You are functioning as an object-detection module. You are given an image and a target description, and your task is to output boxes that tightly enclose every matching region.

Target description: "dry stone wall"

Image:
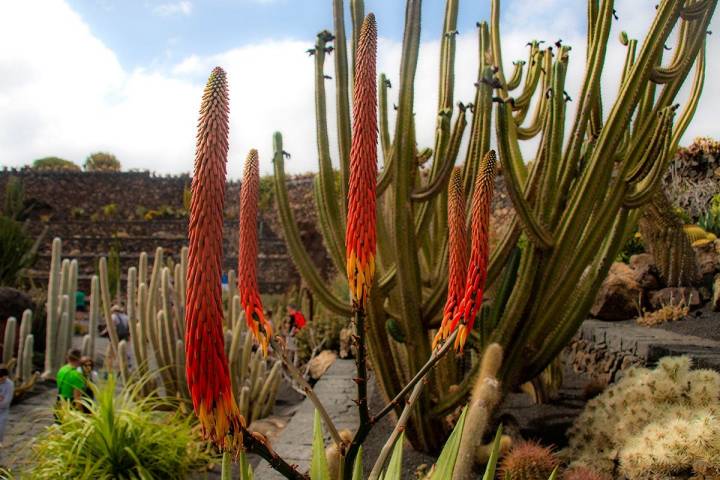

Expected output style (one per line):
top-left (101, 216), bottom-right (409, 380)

top-left (0, 167), bottom-right (333, 293)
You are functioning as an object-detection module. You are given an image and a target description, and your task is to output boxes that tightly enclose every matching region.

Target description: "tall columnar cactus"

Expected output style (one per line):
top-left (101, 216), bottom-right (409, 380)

top-left (42, 238), bottom-right (79, 378)
top-left (272, 0), bottom-right (717, 452)
top-left (88, 243), bottom-right (282, 423)
top-left (2, 309), bottom-right (38, 399)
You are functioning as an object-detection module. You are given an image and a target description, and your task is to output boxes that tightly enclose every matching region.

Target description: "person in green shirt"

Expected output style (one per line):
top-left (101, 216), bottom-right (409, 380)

top-left (56, 349), bottom-right (85, 410)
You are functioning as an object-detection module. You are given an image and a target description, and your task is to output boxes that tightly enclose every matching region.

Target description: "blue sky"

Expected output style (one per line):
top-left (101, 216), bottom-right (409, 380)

top-left (66, 1), bottom-right (493, 70)
top-left (0, 1), bottom-right (717, 178)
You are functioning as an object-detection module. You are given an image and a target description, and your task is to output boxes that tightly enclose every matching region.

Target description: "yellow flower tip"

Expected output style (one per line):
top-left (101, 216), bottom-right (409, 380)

top-left (454, 325), bottom-right (469, 352)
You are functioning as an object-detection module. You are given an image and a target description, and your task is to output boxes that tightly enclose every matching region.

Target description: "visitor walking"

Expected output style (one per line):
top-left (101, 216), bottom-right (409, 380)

top-left (0, 366), bottom-right (14, 448)
top-left (100, 305), bottom-right (130, 342)
top-left (56, 349), bottom-right (85, 414)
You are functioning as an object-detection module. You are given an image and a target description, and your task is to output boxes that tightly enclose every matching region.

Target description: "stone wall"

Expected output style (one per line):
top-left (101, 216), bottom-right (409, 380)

top-left (1, 166), bottom-right (513, 294)
top-left (0, 168), bottom-right (332, 293)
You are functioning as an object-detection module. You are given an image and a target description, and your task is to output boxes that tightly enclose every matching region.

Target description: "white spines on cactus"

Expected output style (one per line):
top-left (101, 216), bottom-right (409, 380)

top-left (565, 356), bottom-right (720, 478)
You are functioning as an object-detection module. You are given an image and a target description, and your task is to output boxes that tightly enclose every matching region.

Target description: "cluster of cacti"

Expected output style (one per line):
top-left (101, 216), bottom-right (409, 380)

top-left (665, 137), bottom-right (720, 219)
top-left (40, 236), bottom-right (281, 423)
top-left (271, 0), bottom-right (718, 452)
top-left (42, 237), bottom-right (79, 378)
top-left (2, 309), bottom-right (38, 398)
top-left (564, 356), bottom-right (720, 478)
top-left (93, 245), bottom-right (283, 424)
top-left (637, 190), bottom-right (699, 286)
top-left (499, 440), bottom-right (559, 480)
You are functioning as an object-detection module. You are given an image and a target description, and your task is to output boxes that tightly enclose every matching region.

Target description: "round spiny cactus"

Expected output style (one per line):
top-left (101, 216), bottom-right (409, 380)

top-left (499, 440), bottom-right (559, 480)
top-left (562, 467), bottom-right (610, 480)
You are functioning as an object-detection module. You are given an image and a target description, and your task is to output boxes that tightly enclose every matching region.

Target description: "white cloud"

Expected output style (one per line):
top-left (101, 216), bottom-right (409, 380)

top-left (152, 1), bottom-right (192, 17)
top-left (0, 0), bottom-right (718, 179)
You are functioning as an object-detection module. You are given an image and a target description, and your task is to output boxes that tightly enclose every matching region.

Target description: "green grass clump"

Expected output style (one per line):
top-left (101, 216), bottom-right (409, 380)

top-left (31, 375), bottom-right (215, 479)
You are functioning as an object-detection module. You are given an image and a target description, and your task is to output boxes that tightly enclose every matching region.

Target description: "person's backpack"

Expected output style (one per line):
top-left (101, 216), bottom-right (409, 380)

top-left (115, 313), bottom-right (130, 341)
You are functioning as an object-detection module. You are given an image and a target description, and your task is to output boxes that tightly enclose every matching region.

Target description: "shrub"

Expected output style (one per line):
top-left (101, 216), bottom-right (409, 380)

top-left (84, 152), bottom-right (121, 172)
top-left (31, 375), bottom-right (215, 479)
top-left (698, 193), bottom-right (720, 236)
top-left (615, 231), bottom-right (645, 264)
top-left (101, 203), bottom-right (118, 218)
top-left (0, 215), bottom-right (34, 287)
top-left (32, 157), bottom-right (81, 171)
top-left (3, 175), bottom-right (26, 220)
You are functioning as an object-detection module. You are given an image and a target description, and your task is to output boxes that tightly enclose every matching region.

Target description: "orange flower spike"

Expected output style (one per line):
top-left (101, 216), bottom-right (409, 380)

top-left (238, 149), bottom-right (272, 355)
top-left (432, 168), bottom-right (467, 350)
top-left (346, 13), bottom-right (378, 311)
top-left (185, 66), bottom-right (241, 448)
top-left (451, 151), bottom-right (497, 351)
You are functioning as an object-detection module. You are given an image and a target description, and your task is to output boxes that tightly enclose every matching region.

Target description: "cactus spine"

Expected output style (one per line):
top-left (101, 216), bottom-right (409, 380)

top-left (272, 0), bottom-right (717, 451)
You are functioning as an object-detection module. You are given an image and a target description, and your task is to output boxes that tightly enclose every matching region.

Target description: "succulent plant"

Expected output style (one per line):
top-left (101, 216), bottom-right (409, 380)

top-left (41, 238), bottom-right (78, 379)
top-left (564, 356), bottom-right (720, 478)
top-left (271, 0), bottom-right (718, 453)
top-left (499, 440), bottom-right (560, 480)
top-left (2, 309), bottom-right (39, 400)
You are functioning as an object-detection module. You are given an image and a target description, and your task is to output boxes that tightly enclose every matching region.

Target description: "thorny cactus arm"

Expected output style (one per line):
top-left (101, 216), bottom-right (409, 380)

top-left (313, 30), bottom-right (347, 274)
top-left (332, 0), bottom-right (351, 211)
top-left (271, 132), bottom-right (353, 317)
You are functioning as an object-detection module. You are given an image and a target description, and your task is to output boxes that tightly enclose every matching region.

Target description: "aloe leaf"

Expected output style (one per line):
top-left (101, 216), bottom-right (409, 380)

top-left (481, 425), bottom-right (504, 480)
top-left (383, 432), bottom-right (405, 480)
top-left (430, 405), bottom-right (469, 479)
top-left (311, 410), bottom-right (331, 479)
top-left (352, 446), bottom-right (363, 480)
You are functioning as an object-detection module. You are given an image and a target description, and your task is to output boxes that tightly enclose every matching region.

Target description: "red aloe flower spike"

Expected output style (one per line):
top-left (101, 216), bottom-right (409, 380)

top-left (185, 66), bottom-right (241, 448)
top-left (450, 150), bottom-right (497, 351)
top-left (238, 149), bottom-right (272, 355)
top-left (433, 167), bottom-right (467, 350)
top-left (346, 13), bottom-right (378, 311)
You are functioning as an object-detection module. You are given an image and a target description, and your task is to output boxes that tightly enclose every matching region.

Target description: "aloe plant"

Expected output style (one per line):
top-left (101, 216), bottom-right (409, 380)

top-left (272, 0), bottom-right (717, 454)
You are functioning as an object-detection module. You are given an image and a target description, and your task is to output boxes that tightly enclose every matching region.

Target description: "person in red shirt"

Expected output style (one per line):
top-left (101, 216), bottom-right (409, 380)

top-left (285, 305), bottom-right (306, 366)
top-left (287, 305), bottom-right (306, 332)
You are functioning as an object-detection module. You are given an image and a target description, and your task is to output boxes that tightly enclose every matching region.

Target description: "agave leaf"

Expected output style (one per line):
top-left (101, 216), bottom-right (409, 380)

top-left (430, 405), bottom-right (468, 479)
top-left (481, 425), bottom-right (504, 480)
top-left (311, 409), bottom-right (331, 479)
top-left (382, 432), bottom-right (405, 480)
top-left (352, 446), bottom-right (363, 480)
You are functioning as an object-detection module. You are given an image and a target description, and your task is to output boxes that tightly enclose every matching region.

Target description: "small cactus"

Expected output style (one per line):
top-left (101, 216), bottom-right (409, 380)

top-left (499, 440), bottom-right (559, 480)
top-left (562, 467), bottom-right (610, 480)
